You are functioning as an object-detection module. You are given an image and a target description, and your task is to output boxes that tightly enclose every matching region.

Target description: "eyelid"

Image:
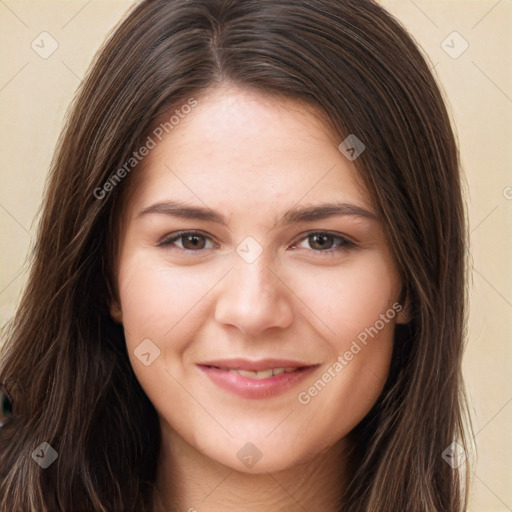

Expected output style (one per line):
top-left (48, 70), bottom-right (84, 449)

top-left (158, 229), bottom-right (357, 255)
top-left (158, 230), bottom-right (218, 251)
top-left (292, 230), bottom-right (357, 252)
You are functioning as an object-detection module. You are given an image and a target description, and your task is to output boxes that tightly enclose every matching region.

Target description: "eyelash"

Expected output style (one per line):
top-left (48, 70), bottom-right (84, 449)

top-left (157, 230), bottom-right (357, 256)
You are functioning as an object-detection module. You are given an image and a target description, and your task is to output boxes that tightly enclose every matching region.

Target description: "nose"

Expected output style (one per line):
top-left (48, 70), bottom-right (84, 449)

top-left (214, 259), bottom-right (294, 336)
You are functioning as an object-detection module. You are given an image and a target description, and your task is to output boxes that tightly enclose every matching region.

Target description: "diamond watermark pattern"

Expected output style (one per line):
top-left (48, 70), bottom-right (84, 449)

top-left (441, 441), bottom-right (467, 468)
top-left (441, 31), bottom-right (469, 59)
top-left (134, 338), bottom-right (161, 366)
top-left (338, 134), bottom-right (366, 161)
top-left (236, 236), bottom-right (263, 264)
top-left (31, 442), bottom-right (58, 469)
top-left (31, 32), bottom-right (59, 59)
top-left (237, 442), bottom-right (263, 468)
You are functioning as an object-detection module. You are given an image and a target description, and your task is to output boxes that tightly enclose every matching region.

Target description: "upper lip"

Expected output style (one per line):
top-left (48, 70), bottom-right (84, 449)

top-left (197, 358), bottom-right (318, 372)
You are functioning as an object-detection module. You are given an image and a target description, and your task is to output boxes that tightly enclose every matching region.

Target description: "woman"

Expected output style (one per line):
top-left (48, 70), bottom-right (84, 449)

top-left (0, 0), bottom-right (472, 510)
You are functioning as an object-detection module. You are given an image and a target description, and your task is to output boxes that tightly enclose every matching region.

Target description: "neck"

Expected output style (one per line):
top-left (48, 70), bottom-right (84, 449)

top-left (153, 423), bottom-right (348, 512)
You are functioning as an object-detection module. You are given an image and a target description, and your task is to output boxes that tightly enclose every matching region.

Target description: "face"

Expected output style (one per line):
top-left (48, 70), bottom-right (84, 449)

top-left (111, 84), bottom-right (406, 473)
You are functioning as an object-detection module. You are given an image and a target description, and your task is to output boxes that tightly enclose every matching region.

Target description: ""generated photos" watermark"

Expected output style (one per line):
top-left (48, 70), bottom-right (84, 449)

top-left (298, 302), bottom-right (403, 405)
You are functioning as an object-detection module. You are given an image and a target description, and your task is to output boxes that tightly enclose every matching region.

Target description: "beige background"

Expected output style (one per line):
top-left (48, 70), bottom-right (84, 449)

top-left (0, 1), bottom-right (510, 510)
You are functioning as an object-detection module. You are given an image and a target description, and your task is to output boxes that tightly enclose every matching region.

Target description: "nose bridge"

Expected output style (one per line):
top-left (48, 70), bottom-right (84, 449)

top-left (214, 254), bottom-right (294, 335)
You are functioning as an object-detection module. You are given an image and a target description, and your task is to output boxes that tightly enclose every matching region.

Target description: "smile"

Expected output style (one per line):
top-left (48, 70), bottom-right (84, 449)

top-left (209, 366), bottom-right (302, 379)
top-left (197, 359), bottom-right (319, 399)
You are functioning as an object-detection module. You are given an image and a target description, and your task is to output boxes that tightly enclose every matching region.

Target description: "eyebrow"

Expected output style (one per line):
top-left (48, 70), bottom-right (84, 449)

top-left (137, 200), bottom-right (379, 228)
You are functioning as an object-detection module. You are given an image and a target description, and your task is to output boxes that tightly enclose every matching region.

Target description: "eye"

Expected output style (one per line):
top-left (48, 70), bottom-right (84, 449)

top-left (157, 230), bottom-right (356, 255)
top-left (292, 232), bottom-right (356, 254)
top-left (158, 231), bottom-right (217, 252)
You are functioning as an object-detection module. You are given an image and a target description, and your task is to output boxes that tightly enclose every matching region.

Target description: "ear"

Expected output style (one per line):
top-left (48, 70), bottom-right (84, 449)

top-left (109, 298), bottom-right (123, 324)
top-left (396, 304), bottom-right (410, 324)
top-left (395, 288), bottom-right (411, 324)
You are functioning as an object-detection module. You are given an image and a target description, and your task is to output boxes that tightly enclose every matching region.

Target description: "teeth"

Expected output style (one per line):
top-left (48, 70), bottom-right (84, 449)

top-left (237, 369), bottom-right (273, 379)
top-left (224, 367), bottom-right (299, 379)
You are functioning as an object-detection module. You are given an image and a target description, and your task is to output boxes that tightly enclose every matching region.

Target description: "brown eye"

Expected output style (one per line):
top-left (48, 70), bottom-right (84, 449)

top-left (158, 231), bottom-right (216, 252)
top-left (181, 234), bottom-right (206, 250)
top-left (293, 232), bottom-right (356, 254)
top-left (308, 233), bottom-right (335, 250)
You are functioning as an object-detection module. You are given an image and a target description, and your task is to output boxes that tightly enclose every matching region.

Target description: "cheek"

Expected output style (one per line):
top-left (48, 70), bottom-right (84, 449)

top-left (290, 253), bottom-right (399, 431)
top-left (290, 251), bottom-right (401, 342)
top-left (116, 255), bottom-right (225, 424)
top-left (117, 253), bottom-right (225, 350)
top-left (310, 323), bottom-right (394, 443)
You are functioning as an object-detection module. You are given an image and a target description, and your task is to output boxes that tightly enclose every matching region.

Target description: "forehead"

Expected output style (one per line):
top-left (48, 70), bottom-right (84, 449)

top-left (125, 84), bottom-right (371, 218)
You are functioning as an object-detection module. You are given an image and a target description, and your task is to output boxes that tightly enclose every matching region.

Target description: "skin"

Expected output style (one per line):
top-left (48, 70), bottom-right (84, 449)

top-left (110, 83), bottom-right (407, 511)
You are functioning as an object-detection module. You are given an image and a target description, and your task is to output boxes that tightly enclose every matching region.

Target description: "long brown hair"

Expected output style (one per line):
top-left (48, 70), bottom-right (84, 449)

top-left (0, 0), bottom-right (472, 510)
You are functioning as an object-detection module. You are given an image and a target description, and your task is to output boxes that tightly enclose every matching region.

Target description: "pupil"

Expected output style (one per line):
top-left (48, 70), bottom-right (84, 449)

top-left (184, 235), bottom-right (204, 250)
top-left (311, 234), bottom-right (332, 250)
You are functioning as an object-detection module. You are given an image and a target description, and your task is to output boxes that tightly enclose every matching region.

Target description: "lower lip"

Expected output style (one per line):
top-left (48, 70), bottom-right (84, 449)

top-left (197, 365), bottom-right (318, 399)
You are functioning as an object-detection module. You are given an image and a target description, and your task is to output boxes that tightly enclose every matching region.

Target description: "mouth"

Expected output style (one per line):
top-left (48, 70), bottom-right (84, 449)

top-left (197, 358), bottom-right (319, 399)
top-left (200, 365), bottom-right (311, 379)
